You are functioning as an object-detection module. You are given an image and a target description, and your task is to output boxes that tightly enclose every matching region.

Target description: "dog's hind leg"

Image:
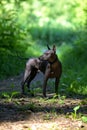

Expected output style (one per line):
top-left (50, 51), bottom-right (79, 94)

top-left (27, 70), bottom-right (37, 96)
top-left (27, 68), bottom-right (38, 92)
top-left (21, 69), bottom-right (31, 94)
top-left (21, 78), bottom-right (28, 94)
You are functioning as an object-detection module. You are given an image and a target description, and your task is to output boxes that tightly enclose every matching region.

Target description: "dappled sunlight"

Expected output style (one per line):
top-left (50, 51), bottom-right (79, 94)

top-left (56, 18), bottom-right (74, 28)
top-left (4, 3), bottom-right (14, 11)
top-left (20, 1), bottom-right (29, 10)
top-left (0, 1), bottom-right (87, 130)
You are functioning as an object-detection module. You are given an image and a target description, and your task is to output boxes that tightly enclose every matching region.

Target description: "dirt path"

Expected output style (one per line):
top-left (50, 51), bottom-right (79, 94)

top-left (0, 118), bottom-right (84, 130)
top-left (0, 73), bottom-right (87, 130)
top-left (0, 72), bottom-right (44, 92)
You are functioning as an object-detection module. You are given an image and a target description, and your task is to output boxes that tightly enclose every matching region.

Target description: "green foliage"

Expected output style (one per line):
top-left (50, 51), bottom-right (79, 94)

top-left (0, 2), bottom-right (28, 51)
top-left (0, 51), bottom-right (25, 78)
top-left (28, 24), bottom-right (76, 44)
top-left (1, 91), bottom-right (20, 102)
top-left (0, 1), bottom-right (29, 78)
top-left (58, 95), bottom-right (66, 105)
top-left (71, 105), bottom-right (80, 119)
top-left (43, 113), bottom-right (51, 120)
top-left (82, 116), bottom-right (87, 123)
top-left (59, 40), bottom-right (87, 96)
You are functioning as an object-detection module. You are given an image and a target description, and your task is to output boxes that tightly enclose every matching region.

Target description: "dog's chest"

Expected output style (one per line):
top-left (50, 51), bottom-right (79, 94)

top-left (51, 63), bottom-right (58, 72)
top-left (47, 63), bottom-right (59, 78)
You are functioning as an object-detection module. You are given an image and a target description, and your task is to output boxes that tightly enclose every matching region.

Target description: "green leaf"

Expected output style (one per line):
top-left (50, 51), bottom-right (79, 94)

top-left (73, 105), bottom-right (80, 112)
top-left (11, 91), bottom-right (19, 97)
top-left (2, 93), bottom-right (10, 98)
top-left (82, 116), bottom-right (87, 123)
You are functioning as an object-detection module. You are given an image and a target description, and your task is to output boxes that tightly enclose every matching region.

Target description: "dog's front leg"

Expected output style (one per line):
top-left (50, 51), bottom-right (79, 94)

top-left (43, 65), bottom-right (50, 97)
top-left (43, 77), bottom-right (48, 97)
top-left (55, 78), bottom-right (60, 96)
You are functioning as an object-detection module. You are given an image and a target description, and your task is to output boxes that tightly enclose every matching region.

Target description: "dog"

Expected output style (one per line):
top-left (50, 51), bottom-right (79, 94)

top-left (21, 45), bottom-right (62, 97)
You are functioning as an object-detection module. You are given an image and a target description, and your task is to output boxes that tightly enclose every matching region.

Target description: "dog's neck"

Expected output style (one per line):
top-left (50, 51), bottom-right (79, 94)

top-left (49, 56), bottom-right (58, 65)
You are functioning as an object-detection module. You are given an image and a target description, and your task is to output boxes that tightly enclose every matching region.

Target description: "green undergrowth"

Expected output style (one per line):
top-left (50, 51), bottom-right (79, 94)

top-left (59, 42), bottom-right (87, 97)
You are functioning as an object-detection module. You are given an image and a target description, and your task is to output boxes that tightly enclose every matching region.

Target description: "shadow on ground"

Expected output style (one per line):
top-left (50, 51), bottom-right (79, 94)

top-left (0, 94), bottom-right (87, 123)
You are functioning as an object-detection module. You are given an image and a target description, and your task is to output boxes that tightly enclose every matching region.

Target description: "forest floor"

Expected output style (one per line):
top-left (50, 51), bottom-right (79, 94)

top-left (0, 72), bottom-right (87, 130)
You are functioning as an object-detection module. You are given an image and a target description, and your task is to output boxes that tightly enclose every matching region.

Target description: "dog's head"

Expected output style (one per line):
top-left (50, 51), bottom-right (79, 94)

top-left (39, 45), bottom-right (57, 62)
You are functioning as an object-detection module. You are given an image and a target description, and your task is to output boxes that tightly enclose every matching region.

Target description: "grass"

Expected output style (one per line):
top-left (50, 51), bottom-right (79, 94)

top-left (1, 91), bottom-right (20, 102)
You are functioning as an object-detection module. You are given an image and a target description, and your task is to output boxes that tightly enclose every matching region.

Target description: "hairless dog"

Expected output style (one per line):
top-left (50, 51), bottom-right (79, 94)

top-left (21, 45), bottom-right (62, 97)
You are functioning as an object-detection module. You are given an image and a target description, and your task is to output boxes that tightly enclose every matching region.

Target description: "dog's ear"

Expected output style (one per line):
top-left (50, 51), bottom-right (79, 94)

top-left (47, 44), bottom-right (51, 50)
top-left (53, 45), bottom-right (56, 53)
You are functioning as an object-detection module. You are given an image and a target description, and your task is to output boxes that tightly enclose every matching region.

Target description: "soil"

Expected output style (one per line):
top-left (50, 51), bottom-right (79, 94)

top-left (0, 72), bottom-right (87, 130)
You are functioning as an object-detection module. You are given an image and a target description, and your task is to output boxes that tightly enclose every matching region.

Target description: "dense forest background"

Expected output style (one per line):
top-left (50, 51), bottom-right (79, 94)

top-left (0, 0), bottom-right (87, 95)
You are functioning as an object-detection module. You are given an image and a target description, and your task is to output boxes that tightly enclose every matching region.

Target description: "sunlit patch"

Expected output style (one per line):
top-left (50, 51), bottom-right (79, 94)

top-left (4, 3), bottom-right (14, 11)
top-left (20, 1), bottom-right (29, 10)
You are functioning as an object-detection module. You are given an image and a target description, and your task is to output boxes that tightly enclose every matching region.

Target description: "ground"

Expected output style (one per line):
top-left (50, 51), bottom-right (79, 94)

top-left (0, 72), bottom-right (87, 130)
